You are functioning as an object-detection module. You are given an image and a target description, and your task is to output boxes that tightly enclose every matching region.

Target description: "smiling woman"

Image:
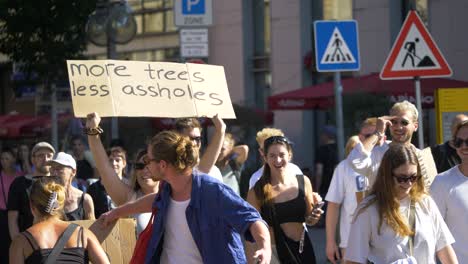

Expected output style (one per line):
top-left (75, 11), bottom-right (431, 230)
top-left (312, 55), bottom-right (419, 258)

top-left (247, 136), bottom-right (322, 264)
top-left (345, 144), bottom-right (458, 264)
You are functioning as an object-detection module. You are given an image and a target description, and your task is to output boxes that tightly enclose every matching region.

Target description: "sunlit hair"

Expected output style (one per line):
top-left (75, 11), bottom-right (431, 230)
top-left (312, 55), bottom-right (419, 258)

top-left (130, 149), bottom-right (148, 191)
top-left (254, 136), bottom-right (293, 206)
top-left (361, 117), bottom-right (377, 128)
top-left (453, 120), bottom-right (468, 141)
top-left (356, 144), bottom-right (426, 237)
top-left (175, 118), bottom-right (202, 133)
top-left (390, 100), bottom-right (419, 122)
top-left (30, 176), bottom-right (66, 219)
top-left (255, 128), bottom-right (284, 149)
top-left (345, 135), bottom-right (360, 157)
top-left (451, 115), bottom-right (468, 137)
top-left (224, 133), bottom-right (235, 148)
top-left (150, 131), bottom-right (198, 173)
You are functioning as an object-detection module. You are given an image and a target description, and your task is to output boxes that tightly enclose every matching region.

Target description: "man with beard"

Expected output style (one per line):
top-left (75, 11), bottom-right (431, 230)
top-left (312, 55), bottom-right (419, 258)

top-left (7, 142), bottom-right (55, 239)
top-left (100, 131), bottom-right (271, 263)
top-left (348, 100), bottom-right (419, 188)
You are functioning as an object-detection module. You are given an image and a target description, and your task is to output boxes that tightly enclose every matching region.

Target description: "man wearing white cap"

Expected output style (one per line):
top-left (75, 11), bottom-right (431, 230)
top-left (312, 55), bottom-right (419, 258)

top-left (8, 142), bottom-right (55, 239)
top-left (48, 152), bottom-right (95, 221)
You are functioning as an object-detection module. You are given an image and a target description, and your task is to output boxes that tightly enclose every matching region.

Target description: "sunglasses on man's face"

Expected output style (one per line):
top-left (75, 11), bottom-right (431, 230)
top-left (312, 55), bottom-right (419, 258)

top-left (393, 174), bottom-right (420, 184)
top-left (454, 138), bottom-right (468, 148)
top-left (391, 119), bottom-right (410, 127)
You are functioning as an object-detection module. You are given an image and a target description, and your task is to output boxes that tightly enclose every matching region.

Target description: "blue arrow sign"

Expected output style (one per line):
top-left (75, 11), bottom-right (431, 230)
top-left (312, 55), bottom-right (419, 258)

top-left (314, 20), bottom-right (360, 72)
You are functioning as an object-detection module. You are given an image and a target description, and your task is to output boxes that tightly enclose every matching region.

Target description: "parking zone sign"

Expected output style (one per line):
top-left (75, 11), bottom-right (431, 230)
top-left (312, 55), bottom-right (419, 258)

top-left (174, 0), bottom-right (213, 27)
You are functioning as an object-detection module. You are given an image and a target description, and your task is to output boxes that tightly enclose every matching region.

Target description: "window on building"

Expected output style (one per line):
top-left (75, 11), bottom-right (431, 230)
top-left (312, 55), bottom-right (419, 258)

top-left (323, 0), bottom-right (353, 20)
top-left (130, 0), bottom-right (176, 35)
top-left (90, 47), bottom-right (179, 62)
top-left (264, 0), bottom-right (271, 54)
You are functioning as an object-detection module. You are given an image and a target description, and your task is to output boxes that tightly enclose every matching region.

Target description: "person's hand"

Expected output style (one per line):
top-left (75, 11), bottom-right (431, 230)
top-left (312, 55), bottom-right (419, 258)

top-left (326, 241), bottom-right (342, 264)
top-left (211, 114), bottom-right (226, 132)
top-left (253, 247), bottom-right (272, 264)
top-left (99, 209), bottom-right (119, 227)
top-left (306, 208), bottom-right (323, 226)
top-left (376, 115), bottom-right (394, 134)
top-left (86, 112), bottom-right (101, 129)
top-left (312, 192), bottom-right (322, 204)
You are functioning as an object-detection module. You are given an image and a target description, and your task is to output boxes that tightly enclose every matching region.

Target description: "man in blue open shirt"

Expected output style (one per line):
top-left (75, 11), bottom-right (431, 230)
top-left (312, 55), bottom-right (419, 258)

top-left (144, 131), bottom-right (271, 264)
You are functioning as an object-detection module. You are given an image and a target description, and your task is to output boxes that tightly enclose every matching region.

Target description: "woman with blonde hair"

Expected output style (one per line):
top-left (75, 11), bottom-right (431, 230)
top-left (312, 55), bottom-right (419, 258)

top-left (9, 176), bottom-right (109, 263)
top-left (345, 144), bottom-right (458, 264)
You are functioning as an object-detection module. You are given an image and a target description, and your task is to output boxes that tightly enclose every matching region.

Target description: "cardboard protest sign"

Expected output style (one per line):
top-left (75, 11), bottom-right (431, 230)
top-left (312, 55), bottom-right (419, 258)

top-left (66, 60), bottom-right (236, 119)
top-left (72, 218), bottom-right (136, 264)
top-left (420, 147), bottom-right (438, 187)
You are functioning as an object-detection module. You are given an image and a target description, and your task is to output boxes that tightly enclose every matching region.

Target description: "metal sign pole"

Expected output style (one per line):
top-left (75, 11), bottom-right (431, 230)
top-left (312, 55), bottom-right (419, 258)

top-left (414, 76), bottom-right (424, 149)
top-left (334, 72), bottom-right (345, 160)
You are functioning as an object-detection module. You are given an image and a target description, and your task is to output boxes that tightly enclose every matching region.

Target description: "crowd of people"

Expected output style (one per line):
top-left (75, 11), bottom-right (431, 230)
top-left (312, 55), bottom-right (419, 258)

top-left (0, 100), bottom-right (466, 263)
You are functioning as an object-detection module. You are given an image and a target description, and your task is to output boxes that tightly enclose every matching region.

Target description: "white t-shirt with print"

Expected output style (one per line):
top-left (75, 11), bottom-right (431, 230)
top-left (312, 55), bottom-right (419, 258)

top-left (431, 165), bottom-right (468, 263)
top-left (325, 159), bottom-right (361, 248)
top-left (249, 163), bottom-right (303, 189)
top-left (345, 195), bottom-right (454, 264)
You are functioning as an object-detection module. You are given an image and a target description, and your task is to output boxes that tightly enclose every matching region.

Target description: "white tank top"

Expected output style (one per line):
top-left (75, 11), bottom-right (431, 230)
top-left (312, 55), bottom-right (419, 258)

top-left (160, 198), bottom-right (203, 264)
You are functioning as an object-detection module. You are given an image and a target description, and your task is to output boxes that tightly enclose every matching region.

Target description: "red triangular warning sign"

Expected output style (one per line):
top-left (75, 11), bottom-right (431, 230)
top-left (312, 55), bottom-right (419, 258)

top-left (380, 11), bottom-right (452, 80)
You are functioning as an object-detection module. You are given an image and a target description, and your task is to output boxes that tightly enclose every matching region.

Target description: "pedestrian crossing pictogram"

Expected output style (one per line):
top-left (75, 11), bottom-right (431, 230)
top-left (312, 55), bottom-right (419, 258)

top-left (320, 27), bottom-right (356, 64)
top-left (314, 20), bottom-right (360, 72)
top-left (380, 11), bottom-right (451, 79)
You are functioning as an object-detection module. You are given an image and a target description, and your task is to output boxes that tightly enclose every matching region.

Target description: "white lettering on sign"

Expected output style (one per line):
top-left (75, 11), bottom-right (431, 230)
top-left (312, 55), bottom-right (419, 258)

top-left (278, 99), bottom-right (306, 108)
top-left (388, 94), bottom-right (434, 104)
top-left (187, 0), bottom-right (201, 12)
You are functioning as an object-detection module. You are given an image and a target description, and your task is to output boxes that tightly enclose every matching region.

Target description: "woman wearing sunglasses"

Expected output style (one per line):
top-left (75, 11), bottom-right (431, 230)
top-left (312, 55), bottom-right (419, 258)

top-left (431, 120), bottom-right (468, 263)
top-left (345, 144), bottom-right (457, 264)
top-left (85, 112), bottom-right (160, 235)
top-left (247, 136), bottom-right (322, 264)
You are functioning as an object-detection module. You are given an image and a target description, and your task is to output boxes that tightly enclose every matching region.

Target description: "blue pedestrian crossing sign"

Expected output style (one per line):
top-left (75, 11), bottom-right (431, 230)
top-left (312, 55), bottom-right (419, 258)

top-left (314, 20), bottom-right (360, 72)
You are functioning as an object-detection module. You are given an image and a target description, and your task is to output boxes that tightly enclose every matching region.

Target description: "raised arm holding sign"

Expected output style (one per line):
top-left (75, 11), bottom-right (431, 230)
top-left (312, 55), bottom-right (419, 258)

top-left (66, 60), bottom-right (236, 119)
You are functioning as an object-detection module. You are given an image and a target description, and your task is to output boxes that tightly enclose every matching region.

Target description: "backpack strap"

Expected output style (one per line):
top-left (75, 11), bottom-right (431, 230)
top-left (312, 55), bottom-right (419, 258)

top-left (44, 223), bottom-right (79, 264)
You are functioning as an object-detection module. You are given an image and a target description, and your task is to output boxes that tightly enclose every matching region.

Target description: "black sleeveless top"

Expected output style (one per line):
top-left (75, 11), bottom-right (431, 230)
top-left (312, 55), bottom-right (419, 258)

top-left (22, 226), bottom-right (89, 264)
top-left (66, 193), bottom-right (85, 221)
top-left (261, 175), bottom-right (307, 225)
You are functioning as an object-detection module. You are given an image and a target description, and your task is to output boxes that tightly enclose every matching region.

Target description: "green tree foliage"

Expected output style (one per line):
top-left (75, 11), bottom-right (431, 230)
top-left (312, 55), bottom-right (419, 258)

top-left (0, 0), bottom-right (97, 84)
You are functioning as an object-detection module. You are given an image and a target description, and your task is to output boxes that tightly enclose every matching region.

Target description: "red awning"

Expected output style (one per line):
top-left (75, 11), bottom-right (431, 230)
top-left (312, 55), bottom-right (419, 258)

top-left (0, 113), bottom-right (72, 138)
top-left (268, 73), bottom-right (468, 110)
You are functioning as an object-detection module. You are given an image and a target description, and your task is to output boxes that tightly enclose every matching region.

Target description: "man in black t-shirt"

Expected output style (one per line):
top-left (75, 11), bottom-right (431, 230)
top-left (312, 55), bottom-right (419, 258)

top-left (7, 142), bottom-right (55, 239)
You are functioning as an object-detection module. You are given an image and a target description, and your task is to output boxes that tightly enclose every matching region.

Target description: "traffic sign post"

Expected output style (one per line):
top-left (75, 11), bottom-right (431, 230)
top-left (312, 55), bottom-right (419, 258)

top-left (180, 28), bottom-right (209, 58)
top-left (314, 20), bottom-right (360, 161)
top-left (174, 0), bottom-right (213, 27)
top-left (380, 11), bottom-right (452, 149)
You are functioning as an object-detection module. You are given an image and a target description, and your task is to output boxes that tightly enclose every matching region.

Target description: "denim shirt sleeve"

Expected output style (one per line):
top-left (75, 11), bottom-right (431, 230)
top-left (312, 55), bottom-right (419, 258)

top-left (217, 184), bottom-right (265, 242)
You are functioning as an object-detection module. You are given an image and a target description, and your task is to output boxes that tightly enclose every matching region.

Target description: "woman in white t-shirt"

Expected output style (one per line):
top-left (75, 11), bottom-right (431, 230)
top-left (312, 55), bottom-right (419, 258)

top-left (345, 144), bottom-right (458, 264)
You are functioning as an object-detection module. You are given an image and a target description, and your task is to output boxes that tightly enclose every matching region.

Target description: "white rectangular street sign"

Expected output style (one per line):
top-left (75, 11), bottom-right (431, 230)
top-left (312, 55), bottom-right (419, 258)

top-left (181, 43), bottom-right (209, 58)
top-left (174, 0), bottom-right (213, 27)
top-left (180, 28), bottom-right (208, 43)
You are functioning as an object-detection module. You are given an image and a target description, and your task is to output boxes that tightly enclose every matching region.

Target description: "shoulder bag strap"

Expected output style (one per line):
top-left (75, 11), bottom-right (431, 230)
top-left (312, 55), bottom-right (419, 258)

top-left (408, 200), bottom-right (416, 257)
top-left (44, 223), bottom-right (79, 264)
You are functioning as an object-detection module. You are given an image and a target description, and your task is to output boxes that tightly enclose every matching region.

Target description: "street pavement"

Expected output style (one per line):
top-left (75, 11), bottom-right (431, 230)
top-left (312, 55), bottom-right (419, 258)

top-left (309, 226), bottom-right (328, 263)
